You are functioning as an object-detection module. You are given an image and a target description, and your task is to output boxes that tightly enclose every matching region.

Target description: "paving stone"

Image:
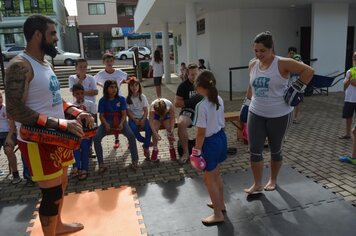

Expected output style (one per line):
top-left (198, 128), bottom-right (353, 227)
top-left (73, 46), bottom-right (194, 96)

top-left (1, 76), bottom-right (356, 205)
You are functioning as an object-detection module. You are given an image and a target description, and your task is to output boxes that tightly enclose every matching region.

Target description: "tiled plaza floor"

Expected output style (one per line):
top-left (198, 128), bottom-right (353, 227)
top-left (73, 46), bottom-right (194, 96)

top-left (0, 75), bottom-right (356, 209)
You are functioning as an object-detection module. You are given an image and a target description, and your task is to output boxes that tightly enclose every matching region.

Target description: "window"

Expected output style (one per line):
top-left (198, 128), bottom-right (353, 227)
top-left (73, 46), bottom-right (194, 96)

top-left (117, 5), bottom-right (135, 16)
top-left (197, 18), bottom-right (205, 35)
top-left (4, 0), bottom-right (14, 10)
top-left (125, 6), bottom-right (133, 15)
top-left (4, 34), bottom-right (15, 45)
top-left (88, 3), bottom-right (105, 15)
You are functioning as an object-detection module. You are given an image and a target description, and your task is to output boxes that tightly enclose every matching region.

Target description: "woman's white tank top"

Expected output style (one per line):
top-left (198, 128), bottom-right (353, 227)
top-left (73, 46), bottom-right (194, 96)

top-left (249, 56), bottom-right (293, 118)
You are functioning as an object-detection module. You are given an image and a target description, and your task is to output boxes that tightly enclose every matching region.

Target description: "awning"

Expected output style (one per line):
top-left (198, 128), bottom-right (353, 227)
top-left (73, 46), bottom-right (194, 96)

top-left (112, 27), bottom-right (172, 38)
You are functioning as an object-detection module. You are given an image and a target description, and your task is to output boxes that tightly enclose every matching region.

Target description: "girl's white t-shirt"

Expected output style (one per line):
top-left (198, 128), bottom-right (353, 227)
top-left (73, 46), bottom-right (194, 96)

top-left (150, 60), bottom-right (164, 77)
top-left (128, 94), bottom-right (149, 119)
top-left (194, 96), bottom-right (225, 137)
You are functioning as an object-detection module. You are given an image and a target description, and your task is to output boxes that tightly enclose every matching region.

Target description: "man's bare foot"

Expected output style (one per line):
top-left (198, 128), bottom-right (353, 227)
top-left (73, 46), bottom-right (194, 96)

top-left (201, 213), bottom-right (224, 226)
top-left (244, 184), bottom-right (263, 195)
top-left (264, 180), bottom-right (277, 191)
top-left (56, 222), bottom-right (84, 235)
top-left (206, 203), bottom-right (226, 212)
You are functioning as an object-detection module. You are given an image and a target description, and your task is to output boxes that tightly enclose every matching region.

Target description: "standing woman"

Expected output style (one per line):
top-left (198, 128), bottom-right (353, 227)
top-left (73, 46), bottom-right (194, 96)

top-left (241, 32), bottom-right (314, 194)
top-left (149, 50), bottom-right (164, 98)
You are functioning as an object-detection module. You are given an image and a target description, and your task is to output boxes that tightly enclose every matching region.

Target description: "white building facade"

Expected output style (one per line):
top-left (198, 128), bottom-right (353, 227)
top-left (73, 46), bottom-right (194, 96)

top-left (0, 0), bottom-right (68, 50)
top-left (134, 0), bottom-right (356, 92)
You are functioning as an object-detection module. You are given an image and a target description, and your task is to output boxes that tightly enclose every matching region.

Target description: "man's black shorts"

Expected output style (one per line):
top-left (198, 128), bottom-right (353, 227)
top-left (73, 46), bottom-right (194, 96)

top-left (343, 102), bottom-right (356, 118)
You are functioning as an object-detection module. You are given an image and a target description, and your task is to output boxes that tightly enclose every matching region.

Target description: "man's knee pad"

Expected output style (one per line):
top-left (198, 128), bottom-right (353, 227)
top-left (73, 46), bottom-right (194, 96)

top-left (39, 185), bottom-right (63, 216)
top-left (250, 151), bottom-right (263, 162)
top-left (271, 150), bottom-right (283, 162)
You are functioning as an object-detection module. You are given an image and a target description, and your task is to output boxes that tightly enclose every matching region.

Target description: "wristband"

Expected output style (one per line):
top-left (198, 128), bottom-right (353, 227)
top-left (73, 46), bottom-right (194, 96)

top-left (58, 119), bottom-right (68, 131)
top-left (36, 114), bottom-right (48, 127)
top-left (63, 102), bottom-right (83, 118)
top-left (63, 102), bottom-right (74, 112)
top-left (71, 107), bottom-right (82, 118)
top-left (192, 147), bottom-right (201, 156)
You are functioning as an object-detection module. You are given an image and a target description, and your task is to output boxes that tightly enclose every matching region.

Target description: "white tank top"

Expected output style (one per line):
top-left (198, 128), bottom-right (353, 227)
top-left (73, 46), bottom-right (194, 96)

top-left (249, 56), bottom-right (293, 118)
top-left (17, 53), bottom-right (64, 141)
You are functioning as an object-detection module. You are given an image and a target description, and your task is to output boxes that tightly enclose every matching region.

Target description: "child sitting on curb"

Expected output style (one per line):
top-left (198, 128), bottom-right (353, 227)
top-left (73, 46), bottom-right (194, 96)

top-left (127, 78), bottom-right (152, 160)
top-left (149, 98), bottom-right (176, 162)
top-left (71, 84), bottom-right (97, 180)
top-left (93, 80), bottom-right (139, 171)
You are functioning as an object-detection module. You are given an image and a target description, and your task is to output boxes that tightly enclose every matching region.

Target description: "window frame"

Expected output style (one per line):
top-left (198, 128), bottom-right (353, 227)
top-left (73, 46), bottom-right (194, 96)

top-left (197, 18), bottom-right (205, 35)
top-left (88, 3), bottom-right (106, 15)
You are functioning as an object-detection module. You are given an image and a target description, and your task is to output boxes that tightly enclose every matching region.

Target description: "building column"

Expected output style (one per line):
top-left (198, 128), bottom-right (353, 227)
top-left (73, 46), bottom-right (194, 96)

top-left (311, 2), bottom-right (349, 91)
top-left (19, 0), bottom-right (24, 13)
top-left (185, 2), bottom-right (197, 64)
top-left (162, 22), bottom-right (171, 84)
top-left (79, 32), bottom-right (84, 58)
top-left (124, 36), bottom-right (129, 50)
top-left (150, 31), bottom-right (156, 58)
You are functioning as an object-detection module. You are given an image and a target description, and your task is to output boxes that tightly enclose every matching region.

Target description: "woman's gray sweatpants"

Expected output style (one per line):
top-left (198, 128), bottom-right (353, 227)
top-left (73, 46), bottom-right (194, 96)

top-left (247, 111), bottom-right (293, 162)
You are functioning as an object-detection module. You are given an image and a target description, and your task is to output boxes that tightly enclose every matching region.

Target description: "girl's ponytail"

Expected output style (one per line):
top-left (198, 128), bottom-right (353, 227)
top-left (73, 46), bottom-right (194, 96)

top-left (195, 71), bottom-right (220, 110)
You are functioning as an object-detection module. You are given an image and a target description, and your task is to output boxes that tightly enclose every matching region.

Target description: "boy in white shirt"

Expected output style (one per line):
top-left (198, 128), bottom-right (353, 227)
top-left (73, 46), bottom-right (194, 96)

top-left (68, 58), bottom-right (98, 104)
top-left (95, 53), bottom-right (127, 96)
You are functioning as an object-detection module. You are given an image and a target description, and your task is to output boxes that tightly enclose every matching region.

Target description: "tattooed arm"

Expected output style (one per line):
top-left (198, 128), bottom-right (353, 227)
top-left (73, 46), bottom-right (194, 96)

top-left (5, 58), bottom-right (51, 126)
top-left (5, 57), bottom-right (84, 137)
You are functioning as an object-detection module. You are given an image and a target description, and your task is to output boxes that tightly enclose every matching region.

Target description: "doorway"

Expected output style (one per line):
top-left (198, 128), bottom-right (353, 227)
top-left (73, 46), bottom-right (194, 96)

top-left (300, 27), bottom-right (311, 65)
top-left (345, 26), bottom-right (355, 71)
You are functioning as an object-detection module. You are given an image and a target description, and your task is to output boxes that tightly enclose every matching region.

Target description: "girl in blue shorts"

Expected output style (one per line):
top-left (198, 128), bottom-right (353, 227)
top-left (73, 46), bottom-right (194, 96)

top-left (191, 70), bottom-right (227, 226)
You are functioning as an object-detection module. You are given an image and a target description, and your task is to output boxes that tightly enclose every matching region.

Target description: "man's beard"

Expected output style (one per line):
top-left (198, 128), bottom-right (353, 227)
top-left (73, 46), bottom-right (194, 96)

top-left (41, 37), bottom-right (58, 58)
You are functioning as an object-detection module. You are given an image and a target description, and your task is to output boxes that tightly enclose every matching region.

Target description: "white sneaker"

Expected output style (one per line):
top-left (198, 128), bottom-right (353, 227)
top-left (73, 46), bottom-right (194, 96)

top-left (11, 176), bottom-right (22, 185)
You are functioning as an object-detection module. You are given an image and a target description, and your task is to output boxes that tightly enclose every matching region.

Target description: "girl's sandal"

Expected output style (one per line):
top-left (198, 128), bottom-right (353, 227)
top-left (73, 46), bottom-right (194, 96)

top-left (98, 166), bottom-right (108, 174)
top-left (78, 171), bottom-right (88, 181)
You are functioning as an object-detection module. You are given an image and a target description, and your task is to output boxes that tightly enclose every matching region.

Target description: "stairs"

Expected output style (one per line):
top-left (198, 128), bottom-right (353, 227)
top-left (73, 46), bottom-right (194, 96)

top-left (0, 65), bottom-right (136, 89)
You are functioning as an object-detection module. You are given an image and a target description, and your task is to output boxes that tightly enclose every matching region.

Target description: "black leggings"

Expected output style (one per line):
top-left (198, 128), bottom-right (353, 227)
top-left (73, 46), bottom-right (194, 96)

top-left (248, 111), bottom-right (293, 162)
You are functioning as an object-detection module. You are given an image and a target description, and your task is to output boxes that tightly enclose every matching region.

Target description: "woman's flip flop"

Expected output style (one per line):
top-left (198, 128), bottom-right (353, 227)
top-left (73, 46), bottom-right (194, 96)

top-left (201, 219), bottom-right (224, 226)
top-left (244, 187), bottom-right (263, 195)
top-left (264, 185), bottom-right (277, 191)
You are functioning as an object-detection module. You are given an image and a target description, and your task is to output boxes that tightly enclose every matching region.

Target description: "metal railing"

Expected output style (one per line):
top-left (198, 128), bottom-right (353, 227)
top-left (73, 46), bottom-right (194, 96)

top-left (228, 58), bottom-right (318, 101)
